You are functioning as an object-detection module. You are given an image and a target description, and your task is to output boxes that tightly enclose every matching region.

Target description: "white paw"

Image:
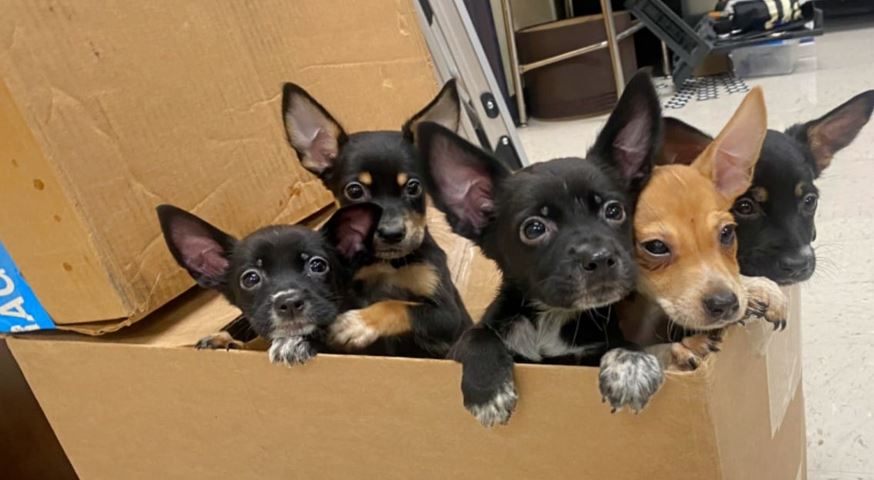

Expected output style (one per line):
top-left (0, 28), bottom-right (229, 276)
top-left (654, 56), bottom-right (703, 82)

top-left (328, 311), bottom-right (379, 350)
top-left (268, 336), bottom-right (316, 366)
top-left (599, 348), bottom-right (664, 414)
top-left (466, 380), bottom-right (518, 428)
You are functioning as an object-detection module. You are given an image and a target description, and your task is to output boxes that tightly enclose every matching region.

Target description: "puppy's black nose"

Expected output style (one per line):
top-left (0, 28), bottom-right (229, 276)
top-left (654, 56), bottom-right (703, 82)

top-left (274, 290), bottom-right (306, 315)
top-left (702, 291), bottom-right (739, 320)
top-left (377, 224), bottom-right (406, 244)
top-left (778, 249), bottom-right (814, 276)
top-left (570, 245), bottom-right (617, 272)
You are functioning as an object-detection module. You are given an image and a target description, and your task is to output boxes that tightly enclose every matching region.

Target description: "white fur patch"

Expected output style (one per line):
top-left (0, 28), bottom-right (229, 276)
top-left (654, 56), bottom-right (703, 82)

top-left (268, 336), bottom-right (316, 366)
top-left (598, 348), bottom-right (664, 413)
top-left (504, 309), bottom-right (605, 361)
top-left (467, 380), bottom-right (518, 428)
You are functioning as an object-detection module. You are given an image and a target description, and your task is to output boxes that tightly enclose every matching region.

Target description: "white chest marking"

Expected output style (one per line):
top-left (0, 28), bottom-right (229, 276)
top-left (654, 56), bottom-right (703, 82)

top-left (503, 309), bottom-right (605, 362)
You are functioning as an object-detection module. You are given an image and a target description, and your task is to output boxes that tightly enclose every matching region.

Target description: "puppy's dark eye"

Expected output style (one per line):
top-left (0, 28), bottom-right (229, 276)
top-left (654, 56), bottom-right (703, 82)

top-left (240, 269), bottom-right (261, 290)
top-left (602, 201), bottom-right (625, 223)
top-left (344, 182), bottom-right (368, 201)
top-left (642, 240), bottom-right (670, 257)
top-left (520, 217), bottom-right (548, 244)
top-left (405, 178), bottom-right (423, 198)
top-left (307, 256), bottom-right (329, 276)
top-left (719, 224), bottom-right (736, 246)
top-left (802, 193), bottom-right (818, 214)
top-left (733, 198), bottom-right (757, 217)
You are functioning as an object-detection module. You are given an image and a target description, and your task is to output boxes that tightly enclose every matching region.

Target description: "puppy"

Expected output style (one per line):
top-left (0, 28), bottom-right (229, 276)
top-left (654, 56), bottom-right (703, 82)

top-left (281, 80), bottom-right (472, 357)
top-left (417, 71), bottom-right (664, 427)
top-left (599, 88), bottom-right (789, 412)
top-left (157, 203), bottom-right (380, 365)
top-left (660, 90), bottom-right (874, 285)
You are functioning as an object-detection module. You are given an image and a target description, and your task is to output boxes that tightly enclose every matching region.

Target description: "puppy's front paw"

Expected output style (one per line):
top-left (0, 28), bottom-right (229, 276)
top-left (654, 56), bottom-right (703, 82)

top-left (599, 348), bottom-right (665, 414)
top-left (268, 336), bottom-right (317, 366)
top-left (671, 329), bottom-right (724, 371)
top-left (328, 310), bottom-right (380, 350)
top-left (195, 331), bottom-right (245, 350)
top-left (741, 276), bottom-right (788, 331)
top-left (465, 380), bottom-right (518, 428)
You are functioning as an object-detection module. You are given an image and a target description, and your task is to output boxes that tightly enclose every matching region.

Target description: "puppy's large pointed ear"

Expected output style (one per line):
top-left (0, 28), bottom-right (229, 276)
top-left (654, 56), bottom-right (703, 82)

top-left (417, 122), bottom-right (509, 241)
top-left (157, 205), bottom-right (237, 289)
top-left (322, 203), bottom-right (382, 262)
top-left (590, 70), bottom-right (662, 193)
top-left (693, 87), bottom-right (767, 202)
top-left (787, 90), bottom-right (874, 176)
top-left (281, 83), bottom-right (348, 177)
top-left (659, 117), bottom-right (713, 166)
top-left (402, 79), bottom-right (461, 142)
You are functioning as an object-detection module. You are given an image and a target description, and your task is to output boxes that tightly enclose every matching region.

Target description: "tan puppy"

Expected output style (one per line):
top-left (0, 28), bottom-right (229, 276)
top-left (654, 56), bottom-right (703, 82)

top-left (622, 87), bottom-right (787, 370)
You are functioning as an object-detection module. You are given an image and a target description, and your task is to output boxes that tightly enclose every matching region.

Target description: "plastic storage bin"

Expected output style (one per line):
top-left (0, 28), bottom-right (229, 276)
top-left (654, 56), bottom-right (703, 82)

top-left (730, 39), bottom-right (800, 78)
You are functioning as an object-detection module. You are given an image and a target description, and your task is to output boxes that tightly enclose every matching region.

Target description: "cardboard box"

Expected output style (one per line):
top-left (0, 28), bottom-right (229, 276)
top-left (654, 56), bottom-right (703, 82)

top-left (0, 0), bottom-right (441, 333)
top-left (6, 215), bottom-right (805, 479)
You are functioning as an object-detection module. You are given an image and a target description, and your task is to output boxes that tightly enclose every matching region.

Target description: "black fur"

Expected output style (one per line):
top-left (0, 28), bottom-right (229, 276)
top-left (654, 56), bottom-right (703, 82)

top-left (281, 80), bottom-right (471, 357)
top-left (661, 90), bottom-right (874, 284)
top-left (156, 203), bottom-right (380, 363)
top-left (418, 71), bottom-right (662, 425)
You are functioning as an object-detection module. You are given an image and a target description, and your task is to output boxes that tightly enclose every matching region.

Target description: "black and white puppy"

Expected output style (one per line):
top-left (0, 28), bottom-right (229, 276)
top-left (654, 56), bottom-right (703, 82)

top-left (281, 80), bottom-right (472, 357)
top-left (157, 203), bottom-right (379, 365)
top-left (416, 71), bottom-right (665, 427)
top-left (660, 90), bottom-right (874, 284)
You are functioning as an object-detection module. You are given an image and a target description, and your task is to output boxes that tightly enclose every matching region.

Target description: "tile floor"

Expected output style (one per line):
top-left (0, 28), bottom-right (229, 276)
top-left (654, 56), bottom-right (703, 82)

top-left (516, 18), bottom-right (874, 480)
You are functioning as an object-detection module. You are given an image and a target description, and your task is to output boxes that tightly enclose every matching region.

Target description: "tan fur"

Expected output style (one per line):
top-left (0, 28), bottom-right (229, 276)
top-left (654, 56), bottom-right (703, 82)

top-left (750, 186), bottom-right (768, 202)
top-left (397, 172), bottom-right (409, 186)
top-left (794, 182), bottom-right (806, 197)
top-left (195, 331), bottom-right (245, 350)
top-left (629, 87), bottom-right (768, 333)
top-left (353, 261), bottom-right (440, 298)
top-left (357, 171), bottom-right (372, 186)
top-left (329, 300), bottom-right (419, 350)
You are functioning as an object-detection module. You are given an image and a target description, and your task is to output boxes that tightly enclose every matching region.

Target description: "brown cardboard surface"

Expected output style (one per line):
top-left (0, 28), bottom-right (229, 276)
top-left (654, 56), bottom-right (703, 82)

top-left (0, 0), bottom-right (437, 327)
top-left (8, 288), bottom-right (805, 479)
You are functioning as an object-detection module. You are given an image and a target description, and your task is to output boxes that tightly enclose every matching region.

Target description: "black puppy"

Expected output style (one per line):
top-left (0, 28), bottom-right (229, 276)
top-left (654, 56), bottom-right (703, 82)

top-left (661, 90), bottom-right (874, 284)
top-left (416, 71), bottom-right (665, 427)
top-left (281, 80), bottom-right (472, 357)
top-left (157, 203), bottom-right (379, 365)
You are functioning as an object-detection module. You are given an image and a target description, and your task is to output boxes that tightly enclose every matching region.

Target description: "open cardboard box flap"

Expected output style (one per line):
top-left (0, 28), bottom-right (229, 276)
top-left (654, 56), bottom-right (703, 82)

top-left (0, 0), bottom-right (439, 330)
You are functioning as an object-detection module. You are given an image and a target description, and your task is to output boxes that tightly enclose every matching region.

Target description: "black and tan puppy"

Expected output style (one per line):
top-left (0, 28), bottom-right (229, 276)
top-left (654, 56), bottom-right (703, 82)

top-left (660, 90), bottom-right (874, 285)
top-left (157, 203), bottom-right (380, 365)
top-left (281, 81), bottom-right (471, 357)
top-left (417, 71), bottom-right (664, 427)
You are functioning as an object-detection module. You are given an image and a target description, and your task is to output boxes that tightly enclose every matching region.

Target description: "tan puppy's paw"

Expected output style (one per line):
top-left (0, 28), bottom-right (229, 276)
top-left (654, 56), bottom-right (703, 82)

top-left (328, 310), bottom-right (380, 350)
top-left (741, 276), bottom-right (788, 331)
top-left (195, 331), bottom-right (245, 350)
top-left (670, 329), bottom-right (724, 371)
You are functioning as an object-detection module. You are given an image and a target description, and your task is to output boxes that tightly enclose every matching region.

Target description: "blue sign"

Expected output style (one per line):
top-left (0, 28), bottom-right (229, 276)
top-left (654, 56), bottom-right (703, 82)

top-left (0, 242), bottom-right (55, 333)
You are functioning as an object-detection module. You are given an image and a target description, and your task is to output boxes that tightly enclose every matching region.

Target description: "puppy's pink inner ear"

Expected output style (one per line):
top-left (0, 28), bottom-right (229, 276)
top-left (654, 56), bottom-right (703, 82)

top-left (712, 148), bottom-right (753, 199)
top-left (613, 113), bottom-right (651, 182)
top-left (172, 228), bottom-right (229, 280)
top-left (334, 208), bottom-right (376, 259)
top-left (431, 134), bottom-right (496, 236)
top-left (306, 129), bottom-right (339, 174)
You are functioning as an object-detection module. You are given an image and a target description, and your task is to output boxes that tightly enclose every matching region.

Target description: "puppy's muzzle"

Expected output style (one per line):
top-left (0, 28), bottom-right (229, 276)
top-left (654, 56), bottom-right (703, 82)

top-left (569, 244), bottom-right (619, 276)
top-left (776, 246), bottom-right (814, 282)
top-left (273, 290), bottom-right (307, 319)
top-left (376, 219), bottom-right (406, 245)
top-left (702, 290), bottom-right (739, 322)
